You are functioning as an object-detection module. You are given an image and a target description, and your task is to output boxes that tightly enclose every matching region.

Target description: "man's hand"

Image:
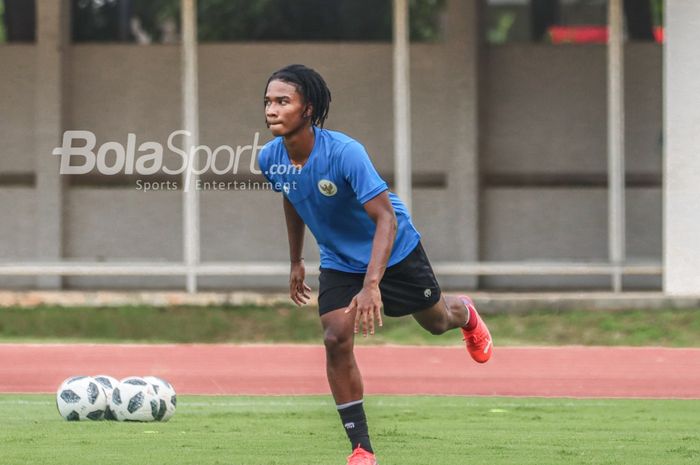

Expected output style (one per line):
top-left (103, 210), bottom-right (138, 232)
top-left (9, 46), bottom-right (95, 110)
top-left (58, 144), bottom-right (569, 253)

top-left (345, 285), bottom-right (383, 336)
top-left (289, 260), bottom-right (311, 306)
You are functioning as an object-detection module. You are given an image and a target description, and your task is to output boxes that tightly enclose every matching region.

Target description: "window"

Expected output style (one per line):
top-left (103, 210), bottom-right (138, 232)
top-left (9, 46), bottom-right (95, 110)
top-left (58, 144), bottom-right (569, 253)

top-left (1, 0), bottom-right (36, 43)
top-left (72, 0), bottom-right (446, 43)
top-left (73, 0), bottom-right (179, 43)
top-left (486, 0), bottom-right (663, 45)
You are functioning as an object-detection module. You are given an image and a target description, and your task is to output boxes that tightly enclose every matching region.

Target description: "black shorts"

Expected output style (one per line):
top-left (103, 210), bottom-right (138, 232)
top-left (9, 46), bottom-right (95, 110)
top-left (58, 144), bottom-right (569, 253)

top-left (318, 242), bottom-right (441, 317)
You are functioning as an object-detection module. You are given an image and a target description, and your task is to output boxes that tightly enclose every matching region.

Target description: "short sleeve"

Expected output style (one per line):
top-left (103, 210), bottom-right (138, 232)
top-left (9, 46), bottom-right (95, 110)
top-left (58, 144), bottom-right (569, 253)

top-left (339, 141), bottom-right (388, 204)
top-left (258, 146), bottom-right (282, 193)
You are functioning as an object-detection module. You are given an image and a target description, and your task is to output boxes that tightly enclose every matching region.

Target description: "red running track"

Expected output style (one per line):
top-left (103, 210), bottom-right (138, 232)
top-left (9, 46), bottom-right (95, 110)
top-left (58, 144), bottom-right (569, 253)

top-left (1, 344), bottom-right (699, 398)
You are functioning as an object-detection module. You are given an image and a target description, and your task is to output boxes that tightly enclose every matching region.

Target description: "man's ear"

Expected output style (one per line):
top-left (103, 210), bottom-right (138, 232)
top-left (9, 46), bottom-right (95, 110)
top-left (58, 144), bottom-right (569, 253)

top-left (303, 104), bottom-right (313, 119)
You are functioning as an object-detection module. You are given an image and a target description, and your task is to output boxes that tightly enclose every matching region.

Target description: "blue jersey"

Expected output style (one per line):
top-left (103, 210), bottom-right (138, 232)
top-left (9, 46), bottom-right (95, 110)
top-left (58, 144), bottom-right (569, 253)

top-left (259, 126), bottom-right (421, 273)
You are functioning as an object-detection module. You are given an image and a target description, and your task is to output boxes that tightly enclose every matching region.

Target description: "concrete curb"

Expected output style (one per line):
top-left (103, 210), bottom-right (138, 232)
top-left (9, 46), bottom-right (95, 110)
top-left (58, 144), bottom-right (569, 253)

top-left (1, 290), bottom-right (699, 312)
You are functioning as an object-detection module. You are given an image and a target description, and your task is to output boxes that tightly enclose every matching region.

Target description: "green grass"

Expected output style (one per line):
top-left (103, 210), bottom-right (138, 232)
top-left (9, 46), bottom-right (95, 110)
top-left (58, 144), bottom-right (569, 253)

top-left (1, 394), bottom-right (699, 465)
top-left (1, 305), bottom-right (700, 346)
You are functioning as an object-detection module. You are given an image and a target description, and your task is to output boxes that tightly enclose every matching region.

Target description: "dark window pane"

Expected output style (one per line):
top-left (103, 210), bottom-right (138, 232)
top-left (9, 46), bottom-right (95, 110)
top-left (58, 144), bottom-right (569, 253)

top-left (2, 0), bottom-right (36, 43)
top-left (73, 0), bottom-right (177, 43)
top-left (485, 1), bottom-right (531, 44)
top-left (486, 0), bottom-right (663, 45)
top-left (624, 0), bottom-right (654, 41)
top-left (71, 0), bottom-right (445, 43)
top-left (73, 0), bottom-right (120, 42)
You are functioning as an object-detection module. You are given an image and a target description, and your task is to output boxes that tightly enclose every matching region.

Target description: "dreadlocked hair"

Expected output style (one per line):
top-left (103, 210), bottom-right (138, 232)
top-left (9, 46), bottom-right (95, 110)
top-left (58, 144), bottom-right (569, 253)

top-left (265, 64), bottom-right (332, 128)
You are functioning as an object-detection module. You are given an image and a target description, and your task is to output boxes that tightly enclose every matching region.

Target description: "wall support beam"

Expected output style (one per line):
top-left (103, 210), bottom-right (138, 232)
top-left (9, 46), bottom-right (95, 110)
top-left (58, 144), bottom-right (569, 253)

top-left (182, 0), bottom-right (201, 293)
top-left (34, 0), bottom-right (70, 289)
top-left (664, 0), bottom-right (700, 295)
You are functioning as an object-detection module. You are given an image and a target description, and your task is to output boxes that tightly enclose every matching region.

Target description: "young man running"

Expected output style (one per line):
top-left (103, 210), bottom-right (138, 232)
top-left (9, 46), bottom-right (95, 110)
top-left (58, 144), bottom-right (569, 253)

top-left (259, 64), bottom-right (493, 465)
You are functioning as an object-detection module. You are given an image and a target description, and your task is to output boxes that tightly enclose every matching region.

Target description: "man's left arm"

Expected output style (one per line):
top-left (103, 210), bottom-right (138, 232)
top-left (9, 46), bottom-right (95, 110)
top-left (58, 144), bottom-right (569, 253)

top-left (345, 191), bottom-right (397, 336)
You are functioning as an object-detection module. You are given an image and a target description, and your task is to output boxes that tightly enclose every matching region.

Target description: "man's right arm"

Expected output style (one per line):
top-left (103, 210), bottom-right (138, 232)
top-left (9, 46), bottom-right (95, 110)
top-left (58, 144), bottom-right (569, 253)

top-left (283, 196), bottom-right (305, 263)
top-left (283, 196), bottom-right (310, 306)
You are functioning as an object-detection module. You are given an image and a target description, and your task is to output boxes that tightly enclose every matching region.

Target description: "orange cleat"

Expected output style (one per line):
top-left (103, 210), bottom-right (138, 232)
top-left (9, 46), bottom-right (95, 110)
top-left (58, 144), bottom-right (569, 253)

top-left (460, 296), bottom-right (493, 363)
top-left (346, 445), bottom-right (377, 465)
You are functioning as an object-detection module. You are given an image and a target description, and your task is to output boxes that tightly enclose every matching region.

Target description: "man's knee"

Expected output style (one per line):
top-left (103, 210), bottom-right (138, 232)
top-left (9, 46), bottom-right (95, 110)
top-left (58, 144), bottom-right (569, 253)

top-left (323, 327), bottom-right (353, 354)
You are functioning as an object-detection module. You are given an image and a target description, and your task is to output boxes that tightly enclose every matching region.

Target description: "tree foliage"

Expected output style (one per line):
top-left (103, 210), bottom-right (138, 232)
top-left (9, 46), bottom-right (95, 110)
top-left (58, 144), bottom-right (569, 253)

top-left (71, 0), bottom-right (446, 43)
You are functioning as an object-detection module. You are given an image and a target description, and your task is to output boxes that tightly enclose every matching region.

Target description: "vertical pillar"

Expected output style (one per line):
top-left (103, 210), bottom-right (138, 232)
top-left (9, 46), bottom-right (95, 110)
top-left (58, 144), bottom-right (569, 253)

top-left (34, 0), bottom-right (69, 288)
top-left (182, 0), bottom-right (200, 293)
top-left (393, 0), bottom-right (412, 213)
top-left (664, 0), bottom-right (700, 295)
top-left (443, 0), bottom-right (480, 288)
top-left (608, 0), bottom-right (626, 292)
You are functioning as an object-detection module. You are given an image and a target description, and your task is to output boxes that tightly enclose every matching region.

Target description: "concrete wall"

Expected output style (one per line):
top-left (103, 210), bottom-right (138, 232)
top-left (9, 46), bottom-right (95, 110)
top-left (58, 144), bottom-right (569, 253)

top-left (0, 40), bottom-right (476, 289)
top-left (63, 42), bottom-right (472, 289)
top-left (0, 45), bottom-right (41, 288)
top-left (0, 47), bottom-right (36, 173)
top-left (66, 43), bottom-right (464, 176)
top-left (483, 44), bottom-right (662, 176)
top-left (67, 46), bottom-right (182, 152)
top-left (0, 188), bottom-right (37, 288)
top-left (0, 38), bottom-right (663, 290)
top-left (481, 187), bottom-right (661, 289)
top-left (480, 43), bottom-right (662, 289)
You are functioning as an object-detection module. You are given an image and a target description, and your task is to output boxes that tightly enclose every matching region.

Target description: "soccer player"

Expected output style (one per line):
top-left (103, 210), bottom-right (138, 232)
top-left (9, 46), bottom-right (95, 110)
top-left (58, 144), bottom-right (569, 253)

top-left (259, 64), bottom-right (493, 465)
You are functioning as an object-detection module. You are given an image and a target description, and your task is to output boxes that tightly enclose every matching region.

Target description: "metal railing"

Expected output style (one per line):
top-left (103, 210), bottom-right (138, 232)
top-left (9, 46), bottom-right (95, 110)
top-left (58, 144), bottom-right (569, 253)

top-left (0, 261), bottom-right (662, 281)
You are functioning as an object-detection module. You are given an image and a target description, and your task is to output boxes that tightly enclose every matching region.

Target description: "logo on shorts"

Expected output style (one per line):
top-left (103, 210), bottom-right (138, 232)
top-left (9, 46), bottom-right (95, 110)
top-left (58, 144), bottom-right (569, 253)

top-left (318, 179), bottom-right (337, 196)
top-left (424, 288), bottom-right (432, 299)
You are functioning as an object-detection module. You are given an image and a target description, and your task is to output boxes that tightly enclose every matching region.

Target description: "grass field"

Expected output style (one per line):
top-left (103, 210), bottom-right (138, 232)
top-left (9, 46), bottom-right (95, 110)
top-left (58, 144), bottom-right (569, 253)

top-left (1, 305), bottom-right (700, 346)
top-left (2, 394), bottom-right (699, 465)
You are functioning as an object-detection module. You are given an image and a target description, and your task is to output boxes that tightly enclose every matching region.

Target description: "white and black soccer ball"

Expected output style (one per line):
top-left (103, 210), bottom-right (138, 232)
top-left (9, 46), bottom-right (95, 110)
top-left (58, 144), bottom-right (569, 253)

top-left (93, 375), bottom-right (120, 420)
top-left (56, 376), bottom-right (108, 421)
top-left (110, 377), bottom-right (160, 422)
top-left (144, 376), bottom-right (177, 421)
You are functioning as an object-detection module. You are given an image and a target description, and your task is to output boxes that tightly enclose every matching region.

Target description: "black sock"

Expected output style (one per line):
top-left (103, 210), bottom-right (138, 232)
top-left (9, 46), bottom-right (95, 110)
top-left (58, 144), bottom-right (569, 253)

top-left (337, 400), bottom-right (373, 453)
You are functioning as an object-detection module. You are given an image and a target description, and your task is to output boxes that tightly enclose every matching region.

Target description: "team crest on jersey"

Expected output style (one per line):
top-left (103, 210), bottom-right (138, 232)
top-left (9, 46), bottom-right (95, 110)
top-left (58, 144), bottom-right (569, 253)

top-left (318, 179), bottom-right (338, 196)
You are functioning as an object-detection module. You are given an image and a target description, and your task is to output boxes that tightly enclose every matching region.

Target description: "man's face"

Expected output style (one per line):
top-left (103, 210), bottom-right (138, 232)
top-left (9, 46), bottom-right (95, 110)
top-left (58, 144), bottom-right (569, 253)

top-left (264, 80), bottom-right (311, 137)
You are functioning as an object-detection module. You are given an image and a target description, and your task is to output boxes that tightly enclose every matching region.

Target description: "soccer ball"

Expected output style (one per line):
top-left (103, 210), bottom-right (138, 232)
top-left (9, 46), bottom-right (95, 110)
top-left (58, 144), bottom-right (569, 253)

top-left (110, 377), bottom-right (160, 422)
top-left (56, 376), bottom-right (108, 421)
top-left (144, 376), bottom-right (177, 421)
top-left (94, 375), bottom-right (119, 420)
